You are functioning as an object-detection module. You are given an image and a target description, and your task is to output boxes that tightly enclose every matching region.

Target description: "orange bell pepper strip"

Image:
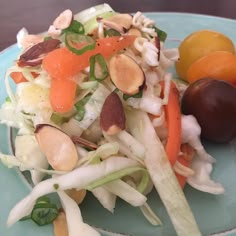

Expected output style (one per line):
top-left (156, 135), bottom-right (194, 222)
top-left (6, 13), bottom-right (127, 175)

top-left (160, 80), bottom-right (182, 166)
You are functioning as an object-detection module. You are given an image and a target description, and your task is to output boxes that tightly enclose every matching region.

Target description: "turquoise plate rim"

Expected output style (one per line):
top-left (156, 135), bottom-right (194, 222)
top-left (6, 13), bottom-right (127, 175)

top-left (1, 12), bottom-right (236, 236)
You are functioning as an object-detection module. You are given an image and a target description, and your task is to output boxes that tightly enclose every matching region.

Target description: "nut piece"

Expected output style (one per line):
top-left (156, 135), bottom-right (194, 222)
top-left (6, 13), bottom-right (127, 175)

top-left (100, 13), bottom-right (133, 33)
top-left (65, 188), bottom-right (86, 204)
top-left (53, 9), bottom-right (73, 30)
top-left (100, 92), bottom-right (126, 135)
top-left (18, 39), bottom-right (61, 67)
top-left (53, 210), bottom-right (68, 236)
top-left (35, 124), bottom-right (78, 171)
top-left (127, 28), bottom-right (142, 37)
top-left (109, 54), bottom-right (145, 95)
top-left (20, 34), bottom-right (45, 49)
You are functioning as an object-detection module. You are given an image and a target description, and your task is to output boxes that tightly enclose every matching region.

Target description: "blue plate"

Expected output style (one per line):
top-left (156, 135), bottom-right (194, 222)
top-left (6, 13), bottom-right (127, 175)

top-left (1, 12), bottom-right (236, 236)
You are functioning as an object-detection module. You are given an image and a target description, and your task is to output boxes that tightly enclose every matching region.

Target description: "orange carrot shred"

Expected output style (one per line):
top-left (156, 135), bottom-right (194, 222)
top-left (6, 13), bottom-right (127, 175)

top-left (50, 78), bottom-right (77, 113)
top-left (42, 35), bottom-right (136, 80)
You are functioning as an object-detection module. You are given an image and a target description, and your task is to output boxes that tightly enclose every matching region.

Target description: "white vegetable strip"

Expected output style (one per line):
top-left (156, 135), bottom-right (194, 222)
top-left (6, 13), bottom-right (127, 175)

top-left (181, 115), bottom-right (216, 163)
top-left (104, 179), bottom-right (147, 207)
top-left (58, 191), bottom-right (100, 236)
top-left (77, 142), bottom-right (120, 166)
top-left (117, 131), bottom-right (146, 159)
top-left (173, 160), bottom-right (195, 177)
top-left (7, 157), bottom-right (140, 226)
top-left (139, 203), bottom-right (162, 226)
top-left (126, 110), bottom-right (201, 236)
top-left (0, 153), bottom-right (66, 175)
top-left (187, 157), bottom-right (225, 195)
top-left (103, 132), bottom-right (145, 165)
top-left (15, 135), bottom-right (49, 184)
top-left (91, 186), bottom-right (117, 213)
top-left (77, 83), bottom-right (110, 132)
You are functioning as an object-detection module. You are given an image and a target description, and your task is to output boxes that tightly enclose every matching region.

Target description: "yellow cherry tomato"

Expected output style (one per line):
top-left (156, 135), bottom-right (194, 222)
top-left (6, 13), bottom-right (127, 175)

top-left (187, 51), bottom-right (236, 84)
top-left (175, 30), bottom-right (235, 80)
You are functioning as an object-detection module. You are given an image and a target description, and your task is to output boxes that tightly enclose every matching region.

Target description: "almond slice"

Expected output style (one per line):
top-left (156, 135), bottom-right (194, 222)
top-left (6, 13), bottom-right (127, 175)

top-left (99, 14), bottom-right (133, 33)
top-left (65, 188), bottom-right (86, 205)
top-left (35, 124), bottom-right (78, 171)
top-left (53, 210), bottom-right (68, 236)
top-left (18, 39), bottom-right (61, 67)
top-left (109, 54), bottom-right (145, 95)
top-left (100, 92), bottom-right (126, 135)
top-left (53, 9), bottom-right (73, 30)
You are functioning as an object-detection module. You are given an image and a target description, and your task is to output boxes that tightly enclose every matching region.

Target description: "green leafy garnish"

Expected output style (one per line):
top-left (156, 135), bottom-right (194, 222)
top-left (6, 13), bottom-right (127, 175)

top-left (44, 36), bottom-right (52, 41)
top-left (153, 26), bottom-right (167, 42)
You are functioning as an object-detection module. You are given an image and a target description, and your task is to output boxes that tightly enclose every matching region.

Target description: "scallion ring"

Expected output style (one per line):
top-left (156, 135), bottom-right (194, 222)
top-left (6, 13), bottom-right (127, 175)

top-left (63, 20), bottom-right (85, 34)
top-left (65, 32), bottom-right (96, 55)
top-left (89, 53), bottom-right (109, 81)
top-left (104, 28), bottom-right (121, 37)
top-left (31, 202), bottom-right (59, 226)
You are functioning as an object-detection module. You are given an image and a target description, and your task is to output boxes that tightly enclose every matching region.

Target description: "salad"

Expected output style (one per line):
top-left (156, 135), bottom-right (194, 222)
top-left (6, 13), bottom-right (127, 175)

top-left (0, 3), bottom-right (235, 236)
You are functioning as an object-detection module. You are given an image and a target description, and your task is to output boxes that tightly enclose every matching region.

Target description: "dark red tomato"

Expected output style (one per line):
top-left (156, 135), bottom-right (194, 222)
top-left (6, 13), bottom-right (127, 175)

top-left (181, 78), bottom-right (236, 143)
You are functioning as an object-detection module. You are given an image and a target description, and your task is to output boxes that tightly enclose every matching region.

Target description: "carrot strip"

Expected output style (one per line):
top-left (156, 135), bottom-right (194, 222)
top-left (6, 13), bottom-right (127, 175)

top-left (10, 72), bottom-right (39, 84)
top-left (50, 78), bottom-right (77, 113)
top-left (42, 35), bottom-right (136, 80)
top-left (160, 80), bottom-right (182, 166)
top-left (10, 72), bottom-right (28, 83)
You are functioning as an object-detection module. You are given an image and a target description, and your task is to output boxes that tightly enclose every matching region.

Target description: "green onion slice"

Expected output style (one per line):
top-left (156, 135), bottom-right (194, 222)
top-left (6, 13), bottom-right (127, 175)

top-left (20, 196), bottom-right (59, 226)
top-left (65, 32), bottom-right (96, 55)
top-left (31, 203), bottom-right (59, 226)
top-left (123, 89), bottom-right (143, 101)
top-left (74, 95), bottom-right (91, 121)
top-left (104, 28), bottom-right (121, 37)
top-left (89, 53), bottom-right (109, 81)
top-left (62, 20), bottom-right (85, 34)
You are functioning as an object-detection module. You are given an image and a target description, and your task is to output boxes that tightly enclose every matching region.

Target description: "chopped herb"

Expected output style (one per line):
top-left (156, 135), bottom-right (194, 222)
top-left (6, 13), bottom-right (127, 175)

top-left (5, 97), bottom-right (11, 102)
top-left (153, 26), bottom-right (167, 42)
top-left (53, 183), bottom-right (59, 190)
top-left (50, 113), bottom-right (70, 125)
top-left (44, 36), bottom-right (52, 41)
top-left (104, 28), bottom-right (121, 37)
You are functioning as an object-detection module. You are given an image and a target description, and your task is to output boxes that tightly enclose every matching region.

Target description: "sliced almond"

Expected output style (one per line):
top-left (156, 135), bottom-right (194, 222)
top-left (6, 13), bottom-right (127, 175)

top-left (18, 39), bottom-right (61, 67)
top-left (109, 54), bottom-right (145, 95)
top-left (35, 124), bottom-right (78, 171)
top-left (53, 210), bottom-right (68, 236)
top-left (100, 13), bottom-right (132, 33)
top-left (100, 92), bottom-right (126, 135)
top-left (127, 28), bottom-right (142, 37)
top-left (65, 188), bottom-right (86, 204)
top-left (53, 9), bottom-right (73, 30)
top-left (71, 135), bottom-right (98, 150)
